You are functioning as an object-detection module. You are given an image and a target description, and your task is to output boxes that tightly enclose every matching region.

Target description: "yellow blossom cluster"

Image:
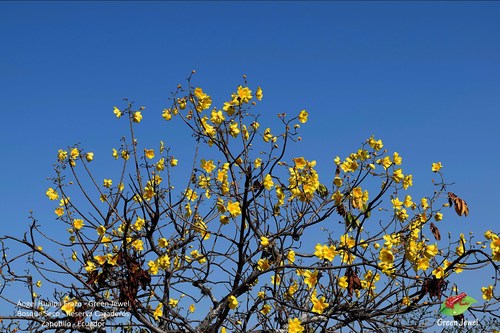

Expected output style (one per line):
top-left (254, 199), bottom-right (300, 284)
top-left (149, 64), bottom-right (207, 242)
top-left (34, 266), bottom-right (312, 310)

top-left (148, 255), bottom-right (171, 275)
top-left (314, 243), bottom-right (337, 262)
top-left (288, 158), bottom-right (320, 202)
top-left (194, 87), bottom-right (213, 112)
top-left (486, 231), bottom-right (500, 262)
top-left (351, 186), bottom-right (369, 210)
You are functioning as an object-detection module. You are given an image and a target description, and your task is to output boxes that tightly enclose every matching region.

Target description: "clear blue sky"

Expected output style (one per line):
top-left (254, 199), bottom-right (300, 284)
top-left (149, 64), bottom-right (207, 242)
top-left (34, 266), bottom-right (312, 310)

top-left (1, 0), bottom-right (499, 319)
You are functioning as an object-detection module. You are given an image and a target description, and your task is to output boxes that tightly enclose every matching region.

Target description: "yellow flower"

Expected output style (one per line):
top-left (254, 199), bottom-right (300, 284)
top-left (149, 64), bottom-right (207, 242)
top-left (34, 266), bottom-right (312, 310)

top-left (132, 239), bottom-right (144, 252)
top-left (156, 158), bottom-right (165, 172)
top-left (229, 122), bottom-right (240, 137)
top-left (233, 85), bottom-right (252, 104)
top-left (107, 254), bottom-right (118, 266)
top-left (379, 248), bottom-right (394, 264)
top-left (338, 276), bottom-right (348, 289)
top-left (256, 86), bottom-right (263, 101)
top-left (298, 110), bottom-right (308, 123)
top-left (227, 201), bottom-right (241, 217)
top-left (121, 150), bottom-right (130, 160)
top-left (228, 295), bottom-right (238, 309)
top-left (379, 156), bottom-right (392, 169)
top-left (288, 318), bottom-right (304, 333)
top-left (133, 217), bottom-right (146, 231)
top-left (368, 135), bottom-right (383, 150)
top-left (490, 235), bottom-right (500, 253)
top-left (201, 159), bottom-right (216, 173)
top-left (311, 295), bottom-right (329, 314)
top-left (331, 175), bottom-right (342, 187)
top-left (432, 162), bottom-right (442, 172)
top-left (421, 198), bottom-right (429, 210)
top-left (263, 174), bottom-right (274, 190)
top-left (103, 179), bottom-right (112, 188)
top-left (158, 238), bottom-right (169, 248)
top-left (145, 149), bottom-right (155, 159)
top-left (112, 148), bottom-right (119, 159)
top-left (391, 197), bottom-right (403, 210)
top-left (220, 215), bottom-right (229, 225)
top-left (424, 244), bottom-right (439, 259)
top-left (210, 109), bottom-right (225, 125)
top-left (434, 212), bottom-right (443, 221)
top-left (482, 285), bottom-right (493, 300)
top-left (287, 250), bottom-right (296, 263)
top-left (254, 158), bottom-right (262, 169)
top-left (73, 219), bottom-right (84, 230)
top-left (97, 225), bottom-right (106, 236)
top-left (340, 157), bottom-right (358, 173)
top-left (396, 209), bottom-right (409, 221)
top-left (323, 245), bottom-right (337, 262)
top-left (432, 266), bottom-right (445, 279)
top-left (113, 106), bottom-right (121, 118)
top-left (184, 188), bottom-right (198, 202)
top-left (94, 255), bottom-right (107, 265)
top-left (260, 236), bottom-right (270, 247)
top-left (403, 175), bottom-right (413, 189)
top-left (340, 234), bottom-right (356, 248)
top-left (263, 128), bottom-right (273, 142)
top-left (260, 304), bottom-right (271, 314)
top-left (54, 207), bottom-right (64, 217)
top-left (168, 298), bottom-right (178, 308)
top-left (60, 298), bottom-right (77, 315)
top-left (484, 230), bottom-right (493, 240)
top-left (85, 261), bottom-right (96, 273)
top-left (70, 148), bottom-right (79, 160)
top-left (58, 149), bottom-right (68, 161)
top-left (403, 195), bottom-right (413, 208)
top-left (178, 98), bottom-right (187, 110)
top-left (303, 270), bottom-right (318, 289)
top-left (46, 188), bottom-right (59, 200)
top-left (133, 111), bottom-right (142, 123)
top-left (189, 304), bottom-right (196, 313)
top-left (153, 303), bottom-right (163, 320)
top-left (314, 243), bottom-right (325, 260)
top-left (162, 108), bottom-right (172, 121)
top-left (392, 169), bottom-right (404, 183)
top-left (402, 296), bottom-right (411, 306)
top-left (170, 158), bottom-right (178, 167)
top-left (293, 157), bottom-right (307, 169)
top-left (257, 258), bottom-right (270, 271)
top-left (143, 185), bottom-right (155, 200)
top-left (393, 152), bottom-right (402, 165)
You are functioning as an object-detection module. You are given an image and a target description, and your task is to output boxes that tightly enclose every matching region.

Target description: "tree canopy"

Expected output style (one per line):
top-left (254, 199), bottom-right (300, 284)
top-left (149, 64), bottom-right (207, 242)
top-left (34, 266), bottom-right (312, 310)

top-left (1, 74), bottom-right (499, 333)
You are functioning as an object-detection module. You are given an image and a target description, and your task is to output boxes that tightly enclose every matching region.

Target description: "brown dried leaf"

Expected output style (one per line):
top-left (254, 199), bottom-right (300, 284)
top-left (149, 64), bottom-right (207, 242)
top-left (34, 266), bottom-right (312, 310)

top-left (346, 267), bottom-right (362, 297)
top-left (448, 192), bottom-right (469, 217)
top-left (337, 204), bottom-right (347, 217)
top-left (430, 222), bottom-right (441, 241)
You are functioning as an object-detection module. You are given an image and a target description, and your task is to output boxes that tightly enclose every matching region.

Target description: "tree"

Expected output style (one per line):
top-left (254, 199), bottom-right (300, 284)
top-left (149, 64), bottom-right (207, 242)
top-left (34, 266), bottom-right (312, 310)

top-left (1, 73), bottom-right (499, 333)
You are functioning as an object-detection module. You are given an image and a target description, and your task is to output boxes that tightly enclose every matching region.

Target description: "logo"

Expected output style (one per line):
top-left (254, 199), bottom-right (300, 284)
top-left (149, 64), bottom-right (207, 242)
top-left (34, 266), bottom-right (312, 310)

top-left (439, 292), bottom-right (477, 317)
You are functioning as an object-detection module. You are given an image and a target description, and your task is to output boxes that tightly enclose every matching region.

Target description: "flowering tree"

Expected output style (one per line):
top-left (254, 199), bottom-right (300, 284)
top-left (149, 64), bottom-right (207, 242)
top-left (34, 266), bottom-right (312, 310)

top-left (1, 74), bottom-right (499, 333)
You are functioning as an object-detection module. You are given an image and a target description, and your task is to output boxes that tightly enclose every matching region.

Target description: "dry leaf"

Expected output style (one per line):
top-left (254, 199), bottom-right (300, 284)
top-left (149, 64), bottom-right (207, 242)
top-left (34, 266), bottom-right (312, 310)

top-left (430, 222), bottom-right (441, 241)
top-left (448, 192), bottom-right (469, 217)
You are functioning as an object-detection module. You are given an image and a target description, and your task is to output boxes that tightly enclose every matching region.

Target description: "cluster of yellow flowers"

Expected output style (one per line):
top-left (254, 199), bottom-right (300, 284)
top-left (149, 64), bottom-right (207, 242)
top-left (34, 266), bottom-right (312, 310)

top-left (288, 158), bottom-right (320, 202)
top-left (485, 230), bottom-right (500, 261)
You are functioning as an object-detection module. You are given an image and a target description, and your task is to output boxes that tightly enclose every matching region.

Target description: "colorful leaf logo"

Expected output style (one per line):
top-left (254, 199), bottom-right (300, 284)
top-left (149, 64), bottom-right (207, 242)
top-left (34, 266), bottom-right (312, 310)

top-left (439, 294), bottom-right (477, 317)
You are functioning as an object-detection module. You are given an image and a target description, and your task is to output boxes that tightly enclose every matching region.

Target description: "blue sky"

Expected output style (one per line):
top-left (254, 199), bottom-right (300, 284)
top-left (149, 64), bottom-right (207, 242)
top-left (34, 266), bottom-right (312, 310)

top-left (1, 0), bottom-right (499, 322)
